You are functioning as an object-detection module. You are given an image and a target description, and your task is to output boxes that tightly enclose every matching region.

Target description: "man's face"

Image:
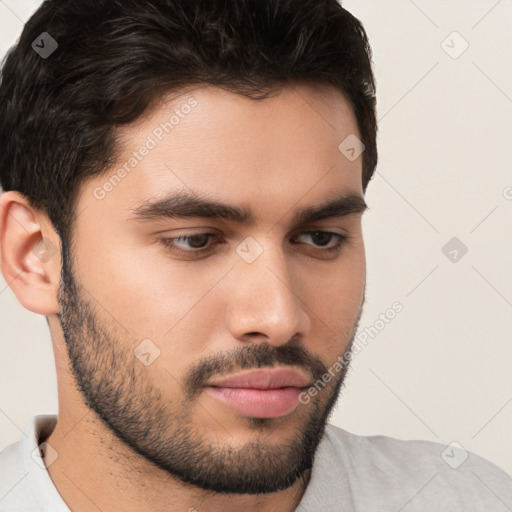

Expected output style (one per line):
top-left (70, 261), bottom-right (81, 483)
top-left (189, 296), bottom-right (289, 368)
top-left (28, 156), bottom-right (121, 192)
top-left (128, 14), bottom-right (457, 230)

top-left (57, 83), bottom-right (366, 494)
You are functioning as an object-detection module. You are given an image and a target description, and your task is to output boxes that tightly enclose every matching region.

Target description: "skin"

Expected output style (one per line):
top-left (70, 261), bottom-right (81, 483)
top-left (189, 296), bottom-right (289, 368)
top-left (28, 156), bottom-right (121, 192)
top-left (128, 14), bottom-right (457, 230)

top-left (0, 82), bottom-right (367, 512)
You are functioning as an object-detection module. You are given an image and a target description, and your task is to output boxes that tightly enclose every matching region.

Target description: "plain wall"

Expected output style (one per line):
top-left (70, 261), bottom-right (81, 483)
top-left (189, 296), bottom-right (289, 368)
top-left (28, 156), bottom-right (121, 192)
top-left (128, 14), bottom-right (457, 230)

top-left (1, 0), bottom-right (511, 474)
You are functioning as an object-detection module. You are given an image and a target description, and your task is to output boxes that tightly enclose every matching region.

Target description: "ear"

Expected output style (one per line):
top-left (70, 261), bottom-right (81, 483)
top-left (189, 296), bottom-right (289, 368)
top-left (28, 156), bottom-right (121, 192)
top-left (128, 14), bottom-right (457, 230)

top-left (0, 190), bottom-right (61, 315)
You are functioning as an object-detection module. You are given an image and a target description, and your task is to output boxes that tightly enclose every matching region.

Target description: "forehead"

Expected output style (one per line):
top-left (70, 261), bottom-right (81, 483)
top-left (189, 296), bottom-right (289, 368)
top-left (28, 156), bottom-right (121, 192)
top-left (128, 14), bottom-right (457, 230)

top-left (76, 83), bottom-right (363, 226)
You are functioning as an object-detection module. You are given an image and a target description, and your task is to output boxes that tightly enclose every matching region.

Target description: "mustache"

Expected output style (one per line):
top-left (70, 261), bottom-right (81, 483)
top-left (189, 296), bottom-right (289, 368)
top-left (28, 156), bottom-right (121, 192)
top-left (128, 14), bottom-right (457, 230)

top-left (183, 340), bottom-right (330, 402)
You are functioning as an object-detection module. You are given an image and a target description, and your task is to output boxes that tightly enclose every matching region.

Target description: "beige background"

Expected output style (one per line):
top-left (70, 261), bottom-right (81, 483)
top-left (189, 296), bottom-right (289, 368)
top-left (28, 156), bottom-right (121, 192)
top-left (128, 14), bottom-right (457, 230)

top-left (1, 0), bottom-right (511, 474)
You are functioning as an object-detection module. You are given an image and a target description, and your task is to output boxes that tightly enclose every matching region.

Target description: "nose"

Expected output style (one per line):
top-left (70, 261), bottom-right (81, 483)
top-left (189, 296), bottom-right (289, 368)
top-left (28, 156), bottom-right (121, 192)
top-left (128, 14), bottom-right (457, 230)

top-left (226, 240), bottom-right (312, 347)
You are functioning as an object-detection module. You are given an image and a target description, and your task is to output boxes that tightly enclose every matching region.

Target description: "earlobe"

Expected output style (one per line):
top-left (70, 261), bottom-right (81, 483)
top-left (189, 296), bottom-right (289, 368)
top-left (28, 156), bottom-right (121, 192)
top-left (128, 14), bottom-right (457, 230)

top-left (0, 191), bottom-right (61, 315)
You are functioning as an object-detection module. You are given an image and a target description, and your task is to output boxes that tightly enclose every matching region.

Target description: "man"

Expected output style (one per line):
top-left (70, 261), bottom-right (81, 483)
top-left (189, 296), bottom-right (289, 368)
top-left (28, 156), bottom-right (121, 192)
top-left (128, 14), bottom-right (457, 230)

top-left (0, 0), bottom-right (510, 510)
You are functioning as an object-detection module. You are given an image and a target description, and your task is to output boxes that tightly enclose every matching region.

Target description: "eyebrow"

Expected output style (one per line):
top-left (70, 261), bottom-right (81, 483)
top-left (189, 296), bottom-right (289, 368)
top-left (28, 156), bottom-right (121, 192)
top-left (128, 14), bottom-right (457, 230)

top-left (128, 190), bottom-right (368, 226)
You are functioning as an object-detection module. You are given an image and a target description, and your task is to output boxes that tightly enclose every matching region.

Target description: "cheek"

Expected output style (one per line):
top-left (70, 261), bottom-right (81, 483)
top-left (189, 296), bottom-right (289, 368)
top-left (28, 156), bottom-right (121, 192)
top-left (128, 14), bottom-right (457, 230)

top-left (302, 242), bottom-right (365, 350)
top-left (74, 230), bottom-right (228, 342)
top-left (305, 239), bottom-right (365, 309)
top-left (73, 242), bottom-right (227, 388)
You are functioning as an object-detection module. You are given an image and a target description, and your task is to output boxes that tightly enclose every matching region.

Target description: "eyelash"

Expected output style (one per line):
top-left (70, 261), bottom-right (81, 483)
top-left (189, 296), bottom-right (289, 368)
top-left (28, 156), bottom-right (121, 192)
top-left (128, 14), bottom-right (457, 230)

top-left (158, 231), bottom-right (348, 257)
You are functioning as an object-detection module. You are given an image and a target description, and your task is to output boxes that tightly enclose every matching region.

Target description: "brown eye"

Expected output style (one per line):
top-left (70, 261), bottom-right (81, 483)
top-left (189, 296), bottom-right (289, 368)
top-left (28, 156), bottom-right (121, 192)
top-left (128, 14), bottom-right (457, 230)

top-left (159, 233), bottom-right (218, 256)
top-left (293, 231), bottom-right (347, 253)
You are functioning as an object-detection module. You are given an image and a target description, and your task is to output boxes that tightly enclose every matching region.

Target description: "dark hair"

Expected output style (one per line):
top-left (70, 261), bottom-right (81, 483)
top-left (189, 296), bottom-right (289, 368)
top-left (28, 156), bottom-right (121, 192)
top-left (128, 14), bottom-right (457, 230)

top-left (0, 0), bottom-right (377, 247)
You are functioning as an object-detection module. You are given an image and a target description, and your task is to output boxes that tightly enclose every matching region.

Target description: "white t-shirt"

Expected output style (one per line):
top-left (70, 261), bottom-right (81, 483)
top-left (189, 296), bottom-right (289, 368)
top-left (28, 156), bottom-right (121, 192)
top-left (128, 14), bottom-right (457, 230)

top-left (0, 414), bottom-right (511, 511)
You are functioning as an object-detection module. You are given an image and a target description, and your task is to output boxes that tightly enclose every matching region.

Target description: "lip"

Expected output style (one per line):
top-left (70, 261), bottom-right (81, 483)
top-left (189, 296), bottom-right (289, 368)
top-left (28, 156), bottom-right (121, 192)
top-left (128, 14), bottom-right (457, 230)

top-left (205, 386), bottom-right (304, 418)
top-left (205, 368), bottom-right (312, 418)
top-left (207, 368), bottom-right (312, 389)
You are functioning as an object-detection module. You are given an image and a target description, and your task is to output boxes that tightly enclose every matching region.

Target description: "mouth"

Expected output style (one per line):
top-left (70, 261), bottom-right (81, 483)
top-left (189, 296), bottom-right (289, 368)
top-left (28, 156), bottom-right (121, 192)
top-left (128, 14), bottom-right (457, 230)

top-left (205, 368), bottom-right (313, 418)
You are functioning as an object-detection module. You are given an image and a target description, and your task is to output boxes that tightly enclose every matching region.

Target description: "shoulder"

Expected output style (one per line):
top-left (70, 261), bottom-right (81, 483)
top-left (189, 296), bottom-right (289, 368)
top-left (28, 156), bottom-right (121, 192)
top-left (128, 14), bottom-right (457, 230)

top-left (321, 423), bottom-right (512, 511)
top-left (0, 438), bottom-right (38, 511)
top-left (0, 414), bottom-right (66, 512)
